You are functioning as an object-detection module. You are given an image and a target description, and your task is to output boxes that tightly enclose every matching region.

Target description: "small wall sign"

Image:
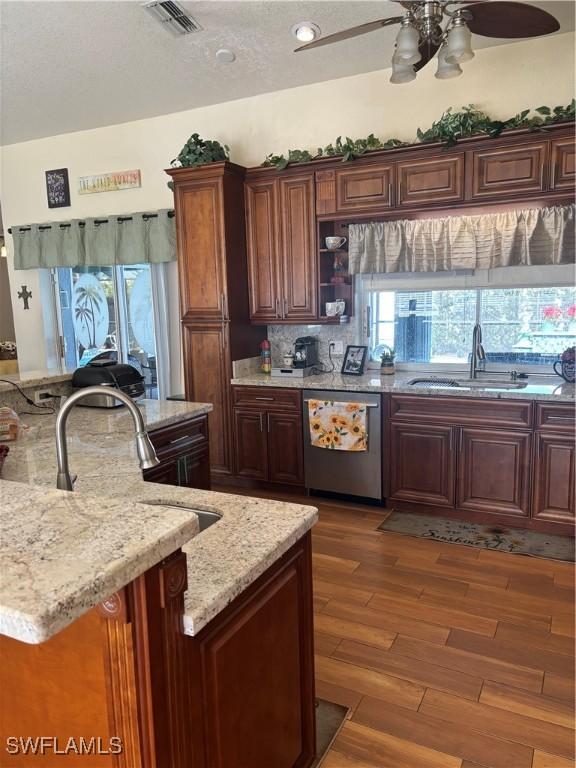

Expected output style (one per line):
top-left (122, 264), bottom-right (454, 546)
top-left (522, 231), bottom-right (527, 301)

top-left (18, 285), bottom-right (32, 310)
top-left (78, 170), bottom-right (141, 195)
top-left (45, 168), bottom-right (71, 209)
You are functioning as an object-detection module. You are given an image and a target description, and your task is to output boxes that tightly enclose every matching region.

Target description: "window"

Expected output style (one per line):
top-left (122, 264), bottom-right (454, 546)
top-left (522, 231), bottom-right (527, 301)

top-left (362, 266), bottom-right (576, 369)
top-left (51, 264), bottom-right (163, 398)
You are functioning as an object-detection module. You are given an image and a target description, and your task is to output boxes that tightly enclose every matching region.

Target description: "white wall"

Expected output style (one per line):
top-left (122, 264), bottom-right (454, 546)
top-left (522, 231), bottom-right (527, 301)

top-left (0, 32), bottom-right (574, 373)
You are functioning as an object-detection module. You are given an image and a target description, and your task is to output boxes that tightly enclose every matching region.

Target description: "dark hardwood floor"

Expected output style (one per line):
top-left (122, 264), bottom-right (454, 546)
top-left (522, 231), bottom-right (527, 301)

top-left (217, 487), bottom-right (575, 768)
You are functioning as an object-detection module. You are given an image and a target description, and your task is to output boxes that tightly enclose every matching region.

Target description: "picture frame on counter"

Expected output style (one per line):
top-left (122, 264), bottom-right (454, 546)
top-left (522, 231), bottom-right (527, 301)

top-left (341, 345), bottom-right (367, 376)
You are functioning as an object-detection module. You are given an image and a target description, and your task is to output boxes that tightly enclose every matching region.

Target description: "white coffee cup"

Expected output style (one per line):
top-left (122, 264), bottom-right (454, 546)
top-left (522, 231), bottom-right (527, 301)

top-left (326, 300), bottom-right (345, 317)
top-left (325, 236), bottom-right (347, 250)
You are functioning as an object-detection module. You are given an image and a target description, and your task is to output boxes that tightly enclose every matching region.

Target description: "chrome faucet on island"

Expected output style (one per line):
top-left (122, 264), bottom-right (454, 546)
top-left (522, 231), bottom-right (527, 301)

top-left (55, 386), bottom-right (160, 491)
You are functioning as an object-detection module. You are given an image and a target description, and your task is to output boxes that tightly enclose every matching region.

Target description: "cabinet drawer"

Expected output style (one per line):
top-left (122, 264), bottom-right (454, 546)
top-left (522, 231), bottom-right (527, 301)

top-left (335, 165), bottom-right (394, 212)
top-left (390, 395), bottom-right (532, 429)
top-left (535, 402), bottom-right (575, 434)
top-left (397, 155), bottom-right (464, 206)
top-left (469, 142), bottom-right (548, 199)
top-left (232, 386), bottom-right (301, 412)
top-left (150, 415), bottom-right (208, 458)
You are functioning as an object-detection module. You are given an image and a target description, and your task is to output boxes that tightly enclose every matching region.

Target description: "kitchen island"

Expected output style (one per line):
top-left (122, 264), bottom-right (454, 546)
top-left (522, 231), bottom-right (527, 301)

top-left (0, 399), bottom-right (318, 767)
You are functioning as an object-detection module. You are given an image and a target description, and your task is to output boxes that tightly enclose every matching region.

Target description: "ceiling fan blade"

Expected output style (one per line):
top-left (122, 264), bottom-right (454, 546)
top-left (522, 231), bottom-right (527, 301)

top-left (414, 39), bottom-right (441, 71)
top-left (295, 16), bottom-right (404, 52)
top-left (463, 1), bottom-right (560, 38)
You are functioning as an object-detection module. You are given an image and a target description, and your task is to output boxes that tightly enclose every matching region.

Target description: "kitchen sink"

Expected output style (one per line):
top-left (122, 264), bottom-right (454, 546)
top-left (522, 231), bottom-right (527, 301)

top-left (142, 501), bottom-right (222, 532)
top-left (408, 377), bottom-right (527, 390)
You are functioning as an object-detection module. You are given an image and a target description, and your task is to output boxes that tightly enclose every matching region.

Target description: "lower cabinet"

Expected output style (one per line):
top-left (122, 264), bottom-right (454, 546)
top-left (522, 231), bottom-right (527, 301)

top-left (389, 422), bottom-right (455, 507)
top-left (389, 421), bottom-right (532, 521)
top-left (144, 414), bottom-right (211, 490)
top-left (187, 533), bottom-right (316, 768)
top-left (232, 386), bottom-right (304, 486)
top-left (533, 432), bottom-right (575, 524)
top-left (458, 427), bottom-right (531, 518)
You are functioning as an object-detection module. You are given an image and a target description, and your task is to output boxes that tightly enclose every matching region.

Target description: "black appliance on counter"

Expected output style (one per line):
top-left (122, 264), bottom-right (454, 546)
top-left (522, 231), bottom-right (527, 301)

top-left (293, 336), bottom-right (319, 369)
top-left (71, 360), bottom-right (145, 408)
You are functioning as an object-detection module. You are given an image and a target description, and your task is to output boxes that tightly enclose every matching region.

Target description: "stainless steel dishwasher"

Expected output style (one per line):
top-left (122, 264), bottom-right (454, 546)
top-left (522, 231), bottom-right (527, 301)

top-left (303, 389), bottom-right (382, 500)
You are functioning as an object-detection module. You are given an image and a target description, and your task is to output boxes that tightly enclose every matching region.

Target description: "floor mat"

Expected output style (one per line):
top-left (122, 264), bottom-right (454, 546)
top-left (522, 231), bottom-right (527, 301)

top-left (378, 511), bottom-right (574, 562)
top-left (314, 698), bottom-right (349, 767)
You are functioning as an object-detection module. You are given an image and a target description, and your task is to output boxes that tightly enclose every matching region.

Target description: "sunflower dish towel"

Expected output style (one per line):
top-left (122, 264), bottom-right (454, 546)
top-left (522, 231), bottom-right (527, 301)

top-left (308, 400), bottom-right (368, 451)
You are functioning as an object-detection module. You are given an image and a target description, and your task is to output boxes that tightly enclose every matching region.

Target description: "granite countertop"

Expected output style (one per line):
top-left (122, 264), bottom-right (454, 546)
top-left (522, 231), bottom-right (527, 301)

top-left (0, 479), bottom-right (199, 645)
top-left (1, 398), bottom-right (318, 642)
top-left (231, 371), bottom-right (576, 403)
top-left (0, 368), bottom-right (73, 394)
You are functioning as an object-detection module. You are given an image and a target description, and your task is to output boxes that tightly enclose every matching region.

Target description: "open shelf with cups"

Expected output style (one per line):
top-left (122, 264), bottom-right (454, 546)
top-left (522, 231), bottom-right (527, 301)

top-left (317, 220), bottom-right (354, 323)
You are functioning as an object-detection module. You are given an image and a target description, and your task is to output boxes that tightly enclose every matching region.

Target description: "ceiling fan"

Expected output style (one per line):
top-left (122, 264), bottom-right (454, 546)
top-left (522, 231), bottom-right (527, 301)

top-left (294, 2), bottom-right (561, 83)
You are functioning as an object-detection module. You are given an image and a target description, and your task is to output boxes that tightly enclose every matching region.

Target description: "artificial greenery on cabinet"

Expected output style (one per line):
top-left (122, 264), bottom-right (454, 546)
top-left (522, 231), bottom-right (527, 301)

top-left (261, 100), bottom-right (575, 169)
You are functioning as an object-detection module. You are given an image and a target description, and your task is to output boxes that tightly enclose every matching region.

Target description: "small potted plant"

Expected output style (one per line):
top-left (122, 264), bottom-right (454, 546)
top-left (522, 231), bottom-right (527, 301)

top-left (380, 346), bottom-right (396, 376)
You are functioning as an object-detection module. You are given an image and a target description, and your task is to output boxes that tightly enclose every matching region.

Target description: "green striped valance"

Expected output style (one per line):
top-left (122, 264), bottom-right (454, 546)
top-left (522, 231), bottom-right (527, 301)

top-left (11, 209), bottom-right (175, 270)
top-left (349, 204), bottom-right (576, 275)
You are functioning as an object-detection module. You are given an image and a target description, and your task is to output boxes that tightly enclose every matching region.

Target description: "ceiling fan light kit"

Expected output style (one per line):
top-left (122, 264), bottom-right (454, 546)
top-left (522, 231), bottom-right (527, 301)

top-left (294, 1), bottom-right (561, 86)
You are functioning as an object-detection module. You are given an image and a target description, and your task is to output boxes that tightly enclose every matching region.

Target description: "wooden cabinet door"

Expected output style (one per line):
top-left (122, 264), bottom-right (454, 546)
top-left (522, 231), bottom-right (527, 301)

top-left (179, 448), bottom-right (211, 490)
top-left (457, 428), bottom-right (531, 518)
top-left (533, 433), bottom-right (575, 525)
top-left (245, 178), bottom-right (281, 323)
top-left (143, 458), bottom-right (180, 486)
top-left (469, 141), bottom-right (548, 199)
top-left (335, 164), bottom-right (394, 212)
top-left (267, 412), bottom-right (304, 486)
top-left (182, 323), bottom-right (232, 475)
top-left (279, 174), bottom-right (317, 321)
top-left (174, 178), bottom-right (227, 321)
top-left (194, 537), bottom-right (315, 768)
top-left (233, 409), bottom-right (268, 480)
top-left (550, 137), bottom-right (575, 190)
top-left (397, 155), bottom-right (464, 207)
top-left (389, 422), bottom-right (455, 507)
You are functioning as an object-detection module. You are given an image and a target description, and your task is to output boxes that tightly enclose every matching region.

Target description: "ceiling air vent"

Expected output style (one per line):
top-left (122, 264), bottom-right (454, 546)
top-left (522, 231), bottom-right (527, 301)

top-left (143, 1), bottom-right (202, 36)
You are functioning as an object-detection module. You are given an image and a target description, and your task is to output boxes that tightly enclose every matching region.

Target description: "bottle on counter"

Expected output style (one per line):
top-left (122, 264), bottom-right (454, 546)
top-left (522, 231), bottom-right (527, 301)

top-left (260, 340), bottom-right (272, 374)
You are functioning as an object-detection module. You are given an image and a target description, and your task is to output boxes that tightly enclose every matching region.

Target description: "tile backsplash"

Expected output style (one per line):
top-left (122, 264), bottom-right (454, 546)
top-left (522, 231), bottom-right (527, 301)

top-left (267, 319), bottom-right (360, 369)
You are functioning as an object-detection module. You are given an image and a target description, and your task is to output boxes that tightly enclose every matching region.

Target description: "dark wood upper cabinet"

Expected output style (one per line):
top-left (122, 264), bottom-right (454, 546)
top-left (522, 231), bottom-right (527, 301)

top-left (279, 175), bottom-right (317, 321)
top-left (245, 178), bottom-right (280, 322)
top-left (468, 141), bottom-right (549, 199)
top-left (550, 137), bottom-right (576, 190)
top-left (533, 432), bottom-right (575, 525)
top-left (397, 155), bottom-right (464, 206)
top-left (245, 172), bottom-right (316, 323)
top-left (389, 422), bottom-right (456, 507)
top-left (457, 427), bottom-right (531, 518)
top-left (335, 164), bottom-right (394, 212)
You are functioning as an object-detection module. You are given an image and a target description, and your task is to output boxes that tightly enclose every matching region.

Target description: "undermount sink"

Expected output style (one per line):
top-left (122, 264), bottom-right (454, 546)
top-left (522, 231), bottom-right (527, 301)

top-left (408, 377), bottom-right (527, 390)
top-left (142, 501), bottom-right (222, 532)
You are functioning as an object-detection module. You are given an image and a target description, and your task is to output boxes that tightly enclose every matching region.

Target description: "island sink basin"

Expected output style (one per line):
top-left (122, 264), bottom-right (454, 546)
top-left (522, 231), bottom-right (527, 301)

top-left (143, 501), bottom-right (222, 532)
top-left (408, 377), bottom-right (527, 390)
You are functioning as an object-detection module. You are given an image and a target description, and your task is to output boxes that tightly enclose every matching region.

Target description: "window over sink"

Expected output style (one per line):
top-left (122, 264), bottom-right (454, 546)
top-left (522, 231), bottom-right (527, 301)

top-left (360, 265), bottom-right (576, 370)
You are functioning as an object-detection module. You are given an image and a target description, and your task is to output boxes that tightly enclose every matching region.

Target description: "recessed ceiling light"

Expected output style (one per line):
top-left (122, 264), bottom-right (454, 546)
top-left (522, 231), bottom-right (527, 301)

top-left (291, 22), bottom-right (321, 43)
top-left (216, 49), bottom-right (236, 64)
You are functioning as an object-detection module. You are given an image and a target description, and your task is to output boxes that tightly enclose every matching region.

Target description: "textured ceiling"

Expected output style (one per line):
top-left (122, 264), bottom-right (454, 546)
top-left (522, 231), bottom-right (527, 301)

top-left (0, 0), bottom-right (574, 145)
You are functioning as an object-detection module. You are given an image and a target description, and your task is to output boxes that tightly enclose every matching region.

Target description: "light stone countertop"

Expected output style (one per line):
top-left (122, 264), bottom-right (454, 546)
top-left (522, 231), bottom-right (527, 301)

top-left (0, 368), bottom-right (73, 394)
top-left (231, 371), bottom-right (576, 403)
top-left (0, 479), bottom-right (200, 645)
top-left (1, 399), bottom-right (318, 642)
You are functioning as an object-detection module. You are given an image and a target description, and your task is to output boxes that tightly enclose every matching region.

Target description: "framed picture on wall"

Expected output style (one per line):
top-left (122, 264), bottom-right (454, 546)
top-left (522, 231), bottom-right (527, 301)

top-left (45, 168), bottom-right (71, 209)
top-left (341, 345), bottom-right (367, 376)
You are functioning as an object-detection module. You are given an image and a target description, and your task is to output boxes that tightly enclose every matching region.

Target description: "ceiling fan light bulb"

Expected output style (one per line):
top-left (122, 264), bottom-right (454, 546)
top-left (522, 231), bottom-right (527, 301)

top-left (395, 23), bottom-right (421, 65)
top-left (390, 58), bottom-right (416, 84)
top-left (435, 44), bottom-right (463, 79)
top-left (291, 22), bottom-right (321, 43)
top-left (445, 23), bottom-right (474, 64)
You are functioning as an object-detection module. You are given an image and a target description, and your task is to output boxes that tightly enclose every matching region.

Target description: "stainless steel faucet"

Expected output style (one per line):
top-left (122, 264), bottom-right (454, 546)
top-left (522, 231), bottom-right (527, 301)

top-left (55, 386), bottom-right (160, 491)
top-left (469, 322), bottom-right (486, 379)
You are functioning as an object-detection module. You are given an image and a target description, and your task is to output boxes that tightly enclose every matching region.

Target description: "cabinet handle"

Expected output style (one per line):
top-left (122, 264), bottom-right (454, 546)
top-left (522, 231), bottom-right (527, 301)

top-left (254, 396), bottom-right (275, 401)
top-left (283, 298), bottom-right (288, 318)
top-left (169, 434), bottom-right (193, 446)
top-left (459, 428), bottom-right (464, 453)
top-left (389, 182), bottom-right (393, 204)
top-left (259, 413), bottom-right (263, 432)
top-left (449, 429), bottom-right (453, 452)
top-left (547, 415), bottom-right (573, 421)
top-left (275, 297), bottom-right (280, 319)
top-left (267, 412), bottom-right (271, 433)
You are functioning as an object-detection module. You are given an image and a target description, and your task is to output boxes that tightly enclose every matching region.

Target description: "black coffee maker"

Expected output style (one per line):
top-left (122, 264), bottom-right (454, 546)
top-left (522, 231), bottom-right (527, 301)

top-left (293, 336), bottom-right (319, 369)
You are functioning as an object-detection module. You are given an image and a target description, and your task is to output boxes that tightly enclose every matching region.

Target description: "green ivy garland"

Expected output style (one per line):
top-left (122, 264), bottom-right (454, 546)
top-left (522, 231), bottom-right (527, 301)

top-left (261, 101), bottom-right (575, 170)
